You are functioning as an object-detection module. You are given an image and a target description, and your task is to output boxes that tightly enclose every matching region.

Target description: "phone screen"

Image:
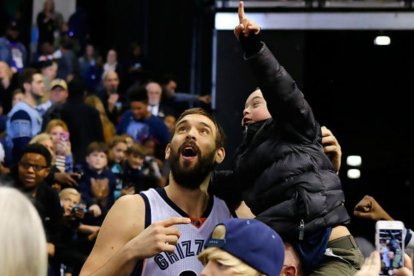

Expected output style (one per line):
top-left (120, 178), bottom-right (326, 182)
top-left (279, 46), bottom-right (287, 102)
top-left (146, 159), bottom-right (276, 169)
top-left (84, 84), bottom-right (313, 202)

top-left (378, 229), bottom-right (404, 275)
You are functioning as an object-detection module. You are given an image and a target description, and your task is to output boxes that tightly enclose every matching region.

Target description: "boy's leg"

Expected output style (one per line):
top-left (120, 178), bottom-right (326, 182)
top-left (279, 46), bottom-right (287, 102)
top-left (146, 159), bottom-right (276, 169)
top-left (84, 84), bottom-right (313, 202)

top-left (310, 235), bottom-right (364, 276)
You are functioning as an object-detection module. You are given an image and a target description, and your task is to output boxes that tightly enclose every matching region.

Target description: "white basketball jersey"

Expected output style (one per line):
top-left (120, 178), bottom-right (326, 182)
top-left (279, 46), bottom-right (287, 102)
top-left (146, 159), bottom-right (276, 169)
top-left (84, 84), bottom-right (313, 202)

top-left (138, 188), bottom-right (233, 276)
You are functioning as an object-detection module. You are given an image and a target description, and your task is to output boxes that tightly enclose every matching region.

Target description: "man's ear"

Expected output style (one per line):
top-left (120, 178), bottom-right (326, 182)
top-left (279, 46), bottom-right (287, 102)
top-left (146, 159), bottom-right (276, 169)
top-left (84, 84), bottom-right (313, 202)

top-left (165, 144), bottom-right (171, 160)
top-left (215, 147), bottom-right (225, 164)
top-left (280, 265), bottom-right (297, 276)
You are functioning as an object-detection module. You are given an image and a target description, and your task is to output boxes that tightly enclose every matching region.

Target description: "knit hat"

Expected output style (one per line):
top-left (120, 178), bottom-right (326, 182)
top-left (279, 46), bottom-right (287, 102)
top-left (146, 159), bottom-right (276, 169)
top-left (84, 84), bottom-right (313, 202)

top-left (205, 218), bottom-right (284, 276)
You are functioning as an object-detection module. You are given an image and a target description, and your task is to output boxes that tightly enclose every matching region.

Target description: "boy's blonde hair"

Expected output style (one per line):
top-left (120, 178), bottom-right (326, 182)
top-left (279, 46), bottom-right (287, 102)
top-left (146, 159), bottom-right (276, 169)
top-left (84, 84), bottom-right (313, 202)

top-left (59, 188), bottom-right (81, 200)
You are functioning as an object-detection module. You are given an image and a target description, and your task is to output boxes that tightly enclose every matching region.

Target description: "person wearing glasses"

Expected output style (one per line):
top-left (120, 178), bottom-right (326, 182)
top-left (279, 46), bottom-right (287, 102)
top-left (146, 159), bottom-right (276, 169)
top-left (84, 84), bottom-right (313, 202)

top-left (3, 143), bottom-right (63, 272)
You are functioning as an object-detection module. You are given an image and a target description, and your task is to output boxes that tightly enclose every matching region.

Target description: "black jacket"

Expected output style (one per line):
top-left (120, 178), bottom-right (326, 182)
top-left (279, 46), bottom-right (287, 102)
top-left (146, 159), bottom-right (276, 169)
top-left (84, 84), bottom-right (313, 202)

top-left (234, 41), bottom-right (350, 241)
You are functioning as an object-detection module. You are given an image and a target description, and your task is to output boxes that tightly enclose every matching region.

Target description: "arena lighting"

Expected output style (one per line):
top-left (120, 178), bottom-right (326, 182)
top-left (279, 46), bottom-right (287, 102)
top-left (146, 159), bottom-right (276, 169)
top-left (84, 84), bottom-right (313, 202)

top-left (347, 169), bottom-right (361, 179)
top-left (374, 35), bottom-right (391, 46)
top-left (346, 155), bottom-right (362, 167)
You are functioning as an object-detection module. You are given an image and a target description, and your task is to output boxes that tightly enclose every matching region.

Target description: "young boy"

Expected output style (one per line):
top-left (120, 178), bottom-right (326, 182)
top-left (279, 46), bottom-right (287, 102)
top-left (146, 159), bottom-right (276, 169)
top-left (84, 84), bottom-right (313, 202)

top-left (58, 188), bottom-right (100, 275)
top-left (77, 142), bottom-right (116, 226)
top-left (230, 2), bottom-right (363, 274)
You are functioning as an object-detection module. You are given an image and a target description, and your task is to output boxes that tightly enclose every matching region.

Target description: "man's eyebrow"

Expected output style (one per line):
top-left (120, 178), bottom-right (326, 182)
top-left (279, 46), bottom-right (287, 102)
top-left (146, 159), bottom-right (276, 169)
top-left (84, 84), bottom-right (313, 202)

top-left (175, 120), bottom-right (189, 128)
top-left (175, 120), bottom-right (214, 132)
top-left (199, 121), bottom-right (213, 132)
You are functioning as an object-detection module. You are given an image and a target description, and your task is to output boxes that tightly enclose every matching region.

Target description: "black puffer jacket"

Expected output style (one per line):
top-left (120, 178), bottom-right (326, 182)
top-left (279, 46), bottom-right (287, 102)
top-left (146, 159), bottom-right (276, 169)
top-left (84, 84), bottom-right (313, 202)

top-left (234, 42), bottom-right (350, 241)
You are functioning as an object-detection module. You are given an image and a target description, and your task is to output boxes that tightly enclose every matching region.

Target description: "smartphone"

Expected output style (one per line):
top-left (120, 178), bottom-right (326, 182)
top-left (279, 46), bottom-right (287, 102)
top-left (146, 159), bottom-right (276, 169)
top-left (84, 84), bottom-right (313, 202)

top-left (375, 220), bottom-right (405, 275)
top-left (60, 131), bottom-right (70, 142)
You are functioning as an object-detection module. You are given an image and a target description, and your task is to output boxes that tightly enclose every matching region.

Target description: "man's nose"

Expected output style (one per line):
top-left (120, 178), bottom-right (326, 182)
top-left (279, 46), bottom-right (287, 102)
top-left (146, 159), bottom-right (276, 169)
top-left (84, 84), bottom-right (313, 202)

top-left (186, 127), bottom-right (197, 139)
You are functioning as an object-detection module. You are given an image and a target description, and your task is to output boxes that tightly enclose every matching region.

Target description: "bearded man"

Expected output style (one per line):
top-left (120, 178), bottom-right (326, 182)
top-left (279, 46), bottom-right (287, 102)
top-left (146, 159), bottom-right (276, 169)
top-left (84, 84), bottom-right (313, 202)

top-left (80, 108), bottom-right (233, 276)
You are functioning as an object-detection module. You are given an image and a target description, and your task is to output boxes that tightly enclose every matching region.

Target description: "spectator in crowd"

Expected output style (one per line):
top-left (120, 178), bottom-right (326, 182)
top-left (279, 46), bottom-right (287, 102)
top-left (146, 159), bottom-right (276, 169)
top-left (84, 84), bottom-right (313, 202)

top-left (80, 108), bottom-right (232, 275)
top-left (41, 78), bottom-right (69, 128)
top-left (102, 49), bottom-right (124, 87)
top-left (160, 73), bottom-right (211, 116)
top-left (60, 78), bottom-right (104, 163)
top-left (55, 38), bottom-right (79, 81)
top-left (0, 61), bottom-right (18, 115)
top-left (6, 68), bottom-right (44, 164)
top-left (98, 70), bottom-right (123, 124)
top-left (77, 141), bottom-right (116, 226)
top-left (0, 186), bottom-right (47, 276)
top-left (85, 94), bottom-right (116, 144)
top-left (123, 144), bottom-right (162, 194)
top-left (107, 135), bottom-right (128, 200)
top-left (68, 6), bottom-right (90, 53)
top-left (199, 218), bottom-right (285, 276)
top-left (29, 132), bottom-right (77, 191)
top-left (146, 81), bottom-right (174, 120)
top-left (116, 85), bottom-right (170, 159)
top-left (5, 144), bottom-right (63, 271)
top-left (38, 59), bottom-right (58, 101)
top-left (58, 188), bottom-right (100, 275)
top-left (36, 0), bottom-right (63, 52)
top-left (125, 42), bottom-right (151, 87)
top-left (79, 44), bottom-right (102, 93)
top-left (45, 119), bottom-right (73, 172)
top-left (121, 133), bottom-right (134, 148)
top-left (0, 20), bottom-right (27, 73)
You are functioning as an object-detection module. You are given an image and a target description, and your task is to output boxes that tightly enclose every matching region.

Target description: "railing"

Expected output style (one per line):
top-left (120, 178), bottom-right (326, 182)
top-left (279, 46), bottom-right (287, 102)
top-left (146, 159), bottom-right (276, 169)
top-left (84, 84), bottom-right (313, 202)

top-left (215, 0), bottom-right (413, 9)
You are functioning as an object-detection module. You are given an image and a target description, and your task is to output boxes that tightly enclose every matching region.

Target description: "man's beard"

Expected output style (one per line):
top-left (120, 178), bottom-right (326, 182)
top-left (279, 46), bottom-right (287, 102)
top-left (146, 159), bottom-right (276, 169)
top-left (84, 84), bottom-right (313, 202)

top-left (169, 143), bottom-right (217, 190)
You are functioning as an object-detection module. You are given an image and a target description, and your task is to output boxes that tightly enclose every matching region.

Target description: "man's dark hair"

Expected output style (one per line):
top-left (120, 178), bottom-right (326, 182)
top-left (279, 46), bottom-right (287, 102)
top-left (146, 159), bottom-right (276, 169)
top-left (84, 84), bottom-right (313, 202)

top-left (19, 144), bottom-right (52, 167)
top-left (86, 141), bottom-right (109, 156)
top-left (18, 68), bottom-right (39, 90)
top-left (174, 108), bottom-right (225, 148)
top-left (67, 77), bottom-right (86, 99)
top-left (128, 85), bottom-right (148, 104)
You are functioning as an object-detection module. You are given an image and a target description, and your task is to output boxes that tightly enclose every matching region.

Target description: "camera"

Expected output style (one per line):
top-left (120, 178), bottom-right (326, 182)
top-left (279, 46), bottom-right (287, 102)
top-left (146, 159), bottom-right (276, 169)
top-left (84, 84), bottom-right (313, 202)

top-left (72, 204), bottom-right (87, 213)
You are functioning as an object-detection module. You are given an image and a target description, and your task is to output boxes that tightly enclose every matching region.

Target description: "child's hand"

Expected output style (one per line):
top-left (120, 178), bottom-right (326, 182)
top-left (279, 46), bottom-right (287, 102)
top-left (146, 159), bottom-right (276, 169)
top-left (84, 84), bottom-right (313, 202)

top-left (234, 1), bottom-right (260, 40)
top-left (89, 204), bottom-right (102, 217)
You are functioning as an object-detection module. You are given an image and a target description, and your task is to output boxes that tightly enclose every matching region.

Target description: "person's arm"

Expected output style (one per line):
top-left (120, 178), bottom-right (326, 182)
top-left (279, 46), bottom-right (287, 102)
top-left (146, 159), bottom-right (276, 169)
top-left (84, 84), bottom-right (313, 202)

top-left (353, 195), bottom-right (393, 221)
top-left (80, 195), bottom-right (190, 275)
top-left (236, 1), bottom-right (317, 141)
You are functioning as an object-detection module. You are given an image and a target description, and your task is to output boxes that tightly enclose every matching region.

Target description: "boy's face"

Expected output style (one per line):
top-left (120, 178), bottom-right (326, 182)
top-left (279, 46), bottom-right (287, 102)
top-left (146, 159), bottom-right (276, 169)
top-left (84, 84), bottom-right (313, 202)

top-left (109, 142), bottom-right (127, 164)
top-left (18, 153), bottom-right (50, 189)
top-left (127, 154), bottom-right (144, 170)
top-left (242, 89), bottom-right (271, 126)
top-left (60, 193), bottom-right (80, 216)
top-left (130, 101), bottom-right (148, 120)
top-left (86, 151), bottom-right (108, 172)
